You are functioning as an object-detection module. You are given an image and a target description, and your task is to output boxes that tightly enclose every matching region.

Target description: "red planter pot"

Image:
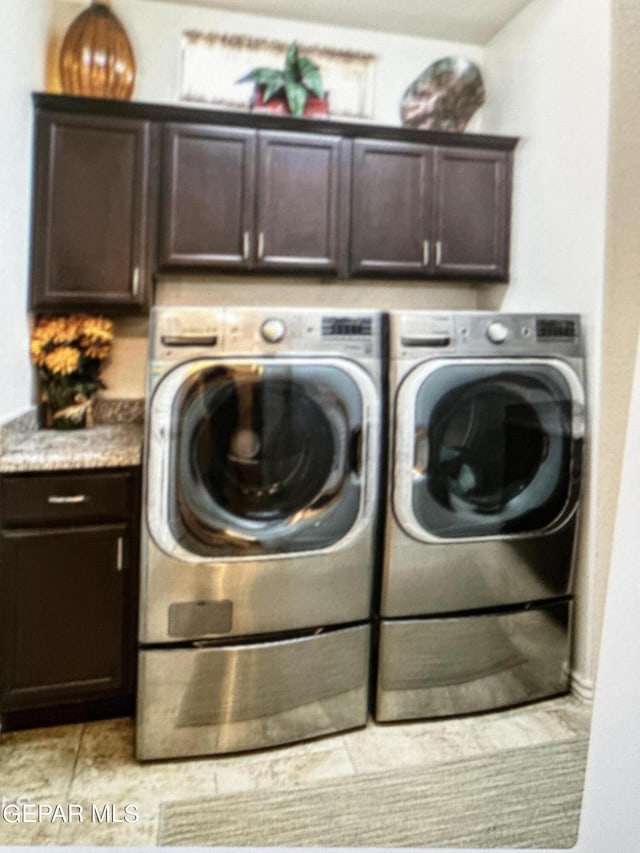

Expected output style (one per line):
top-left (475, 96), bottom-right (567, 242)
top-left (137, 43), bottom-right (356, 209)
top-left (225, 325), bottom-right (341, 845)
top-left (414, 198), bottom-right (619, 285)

top-left (251, 86), bottom-right (329, 118)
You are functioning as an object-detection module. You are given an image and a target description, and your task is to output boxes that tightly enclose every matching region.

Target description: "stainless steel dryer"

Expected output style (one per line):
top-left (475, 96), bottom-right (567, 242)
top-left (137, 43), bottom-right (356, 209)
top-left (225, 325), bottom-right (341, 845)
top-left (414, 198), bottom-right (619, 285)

top-left (376, 311), bottom-right (585, 722)
top-left (137, 306), bottom-right (383, 759)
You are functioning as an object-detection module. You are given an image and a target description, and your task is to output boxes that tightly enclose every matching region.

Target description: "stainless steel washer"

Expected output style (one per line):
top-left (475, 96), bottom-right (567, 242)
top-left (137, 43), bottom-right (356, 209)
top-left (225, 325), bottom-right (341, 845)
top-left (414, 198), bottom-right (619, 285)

top-left (137, 306), bottom-right (383, 759)
top-left (376, 311), bottom-right (585, 721)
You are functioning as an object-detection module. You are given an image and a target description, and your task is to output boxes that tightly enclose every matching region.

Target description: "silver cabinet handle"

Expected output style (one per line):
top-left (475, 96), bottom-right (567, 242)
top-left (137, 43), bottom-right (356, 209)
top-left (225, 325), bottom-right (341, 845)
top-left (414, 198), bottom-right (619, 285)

top-left (116, 537), bottom-right (124, 572)
top-left (422, 240), bottom-right (430, 267)
top-left (257, 232), bottom-right (265, 260)
top-left (47, 494), bottom-right (89, 504)
top-left (435, 241), bottom-right (443, 266)
top-left (132, 266), bottom-right (140, 296)
top-left (243, 231), bottom-right (251, 260)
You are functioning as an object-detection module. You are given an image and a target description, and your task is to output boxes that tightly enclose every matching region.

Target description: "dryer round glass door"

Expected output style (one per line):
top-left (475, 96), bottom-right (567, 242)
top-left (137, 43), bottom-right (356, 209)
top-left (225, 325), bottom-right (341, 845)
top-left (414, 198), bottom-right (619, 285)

top-left (148, 359), bottom-right (375, 558)
top-left (394, 359), bottom-right (584, 540)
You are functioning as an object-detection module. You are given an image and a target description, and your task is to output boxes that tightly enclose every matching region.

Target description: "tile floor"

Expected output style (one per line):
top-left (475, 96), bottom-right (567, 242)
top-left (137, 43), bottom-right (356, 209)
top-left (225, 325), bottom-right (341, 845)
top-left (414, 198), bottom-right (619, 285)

top-left (0, 694), bottom-right (592, 847)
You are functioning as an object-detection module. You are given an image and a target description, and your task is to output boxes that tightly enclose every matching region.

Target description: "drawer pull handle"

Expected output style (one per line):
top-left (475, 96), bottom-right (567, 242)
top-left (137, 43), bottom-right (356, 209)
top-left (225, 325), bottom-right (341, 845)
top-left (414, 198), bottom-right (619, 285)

top-left (47, 494), bottom-right (89, 505)
top-left (116, 537), bottom-right (124, 572)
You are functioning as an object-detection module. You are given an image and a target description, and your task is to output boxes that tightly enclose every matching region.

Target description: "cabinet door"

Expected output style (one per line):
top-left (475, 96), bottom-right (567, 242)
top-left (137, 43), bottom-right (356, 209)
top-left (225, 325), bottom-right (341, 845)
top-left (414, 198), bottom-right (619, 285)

top-left (159, 124), bottom-right (256, 268)
top-left (433, 147), bottom-right (512, 280)
top-left (255, 131), bottom-right (344, 271)
top-left (30, 111), bottom-right (155, 312)
top-left (0, 525), bottom-right (132, 710)
top-left (350, 139), bottom-right (433, 275)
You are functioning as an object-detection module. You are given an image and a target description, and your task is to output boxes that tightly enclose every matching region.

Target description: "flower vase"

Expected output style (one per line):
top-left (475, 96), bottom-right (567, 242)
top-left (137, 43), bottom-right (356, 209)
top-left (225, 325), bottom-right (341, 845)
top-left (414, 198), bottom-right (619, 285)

top-left (42, 386), bottom-right (94, 430)
top-left (31, 314), bottom-right (113, 428)
top-left (251, 86), bottom-right (329, 118)
top-left (59, 0), bottom-right (136, 100)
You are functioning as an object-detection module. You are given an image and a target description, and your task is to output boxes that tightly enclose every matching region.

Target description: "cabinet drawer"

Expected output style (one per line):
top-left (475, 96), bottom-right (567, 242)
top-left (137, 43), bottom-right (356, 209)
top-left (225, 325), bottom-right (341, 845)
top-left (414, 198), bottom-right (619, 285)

top-left (1, 470), bottom-right (135, 527)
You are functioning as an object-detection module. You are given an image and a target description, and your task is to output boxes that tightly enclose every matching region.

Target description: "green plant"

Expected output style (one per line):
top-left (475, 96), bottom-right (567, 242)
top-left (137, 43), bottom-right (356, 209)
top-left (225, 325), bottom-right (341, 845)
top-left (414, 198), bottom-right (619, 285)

top-left (238, 42), bottom-right (324, 117)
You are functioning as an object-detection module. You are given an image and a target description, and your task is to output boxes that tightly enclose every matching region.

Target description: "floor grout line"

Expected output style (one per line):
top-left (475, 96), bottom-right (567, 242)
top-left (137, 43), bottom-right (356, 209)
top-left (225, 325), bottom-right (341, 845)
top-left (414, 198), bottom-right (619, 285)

top-left (341, 726), bottom-right (363, 773)
top-left (51, 722), bottom-right (85, 846)
top-left (66, 721), bottom-right (86, 799)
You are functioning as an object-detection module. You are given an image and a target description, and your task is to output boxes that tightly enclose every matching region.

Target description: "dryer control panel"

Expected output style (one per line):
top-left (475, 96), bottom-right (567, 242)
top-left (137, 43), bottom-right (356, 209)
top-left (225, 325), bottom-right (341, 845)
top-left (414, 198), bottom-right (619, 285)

top-left (392, 312), bottom-right (582, 360)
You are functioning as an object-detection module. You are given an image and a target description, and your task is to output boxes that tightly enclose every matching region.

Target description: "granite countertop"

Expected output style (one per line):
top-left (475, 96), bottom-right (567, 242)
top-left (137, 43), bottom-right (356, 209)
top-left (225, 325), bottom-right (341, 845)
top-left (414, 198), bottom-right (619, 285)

top-left (0, 399), bottom-right (145, 473)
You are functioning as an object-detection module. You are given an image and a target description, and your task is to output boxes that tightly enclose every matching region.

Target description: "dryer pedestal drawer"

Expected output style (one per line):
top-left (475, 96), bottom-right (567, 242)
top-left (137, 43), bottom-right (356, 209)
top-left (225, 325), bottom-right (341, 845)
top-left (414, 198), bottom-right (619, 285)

top-left (375, 601), bottom-right (571, 722)
top-left (136, 623), bottom-right (370, 760)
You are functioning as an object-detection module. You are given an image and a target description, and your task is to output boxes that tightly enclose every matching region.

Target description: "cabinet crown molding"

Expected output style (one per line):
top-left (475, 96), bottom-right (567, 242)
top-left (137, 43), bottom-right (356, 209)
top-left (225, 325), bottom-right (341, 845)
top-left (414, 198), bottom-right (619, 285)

top-left (32, 92), bottom-right (518, 152)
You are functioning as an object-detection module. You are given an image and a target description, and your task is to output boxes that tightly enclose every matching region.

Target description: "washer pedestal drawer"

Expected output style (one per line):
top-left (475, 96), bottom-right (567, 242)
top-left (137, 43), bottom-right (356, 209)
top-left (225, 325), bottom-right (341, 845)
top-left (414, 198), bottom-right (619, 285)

top-left (375, 601), bottom-right (571, 722)
top-left (136, 623), bottom-right (370, 760)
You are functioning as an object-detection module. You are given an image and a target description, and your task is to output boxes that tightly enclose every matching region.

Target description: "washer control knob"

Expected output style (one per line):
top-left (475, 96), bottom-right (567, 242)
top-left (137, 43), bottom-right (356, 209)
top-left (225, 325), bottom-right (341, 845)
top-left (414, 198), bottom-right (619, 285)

top-left (486, 321), bottom-right (509, 344)
top-left (261, 318), bottom-right (286, 343)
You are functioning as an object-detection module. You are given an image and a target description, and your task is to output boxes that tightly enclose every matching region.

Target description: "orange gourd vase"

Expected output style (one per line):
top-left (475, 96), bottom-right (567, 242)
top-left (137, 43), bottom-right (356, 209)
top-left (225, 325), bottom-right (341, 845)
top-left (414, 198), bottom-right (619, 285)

top-left (59, 1), bottom-right (136, 100)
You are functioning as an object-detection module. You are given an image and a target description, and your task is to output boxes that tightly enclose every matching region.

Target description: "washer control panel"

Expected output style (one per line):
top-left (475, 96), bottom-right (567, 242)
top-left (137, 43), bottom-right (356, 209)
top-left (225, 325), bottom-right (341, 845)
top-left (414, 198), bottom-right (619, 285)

top-left (152, 307), bottom-right (382, 360)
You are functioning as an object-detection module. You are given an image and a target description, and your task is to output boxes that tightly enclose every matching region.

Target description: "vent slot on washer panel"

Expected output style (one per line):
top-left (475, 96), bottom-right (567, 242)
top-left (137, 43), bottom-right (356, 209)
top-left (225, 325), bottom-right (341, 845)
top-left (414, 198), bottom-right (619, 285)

top-left (536, 319), bottom-right (577, 342)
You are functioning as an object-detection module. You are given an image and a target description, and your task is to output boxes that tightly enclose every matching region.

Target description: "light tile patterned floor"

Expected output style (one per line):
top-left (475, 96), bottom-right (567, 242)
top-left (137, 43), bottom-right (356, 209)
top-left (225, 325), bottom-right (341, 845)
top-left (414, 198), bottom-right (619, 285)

top-left (0, 694), bottom-right (592, 847)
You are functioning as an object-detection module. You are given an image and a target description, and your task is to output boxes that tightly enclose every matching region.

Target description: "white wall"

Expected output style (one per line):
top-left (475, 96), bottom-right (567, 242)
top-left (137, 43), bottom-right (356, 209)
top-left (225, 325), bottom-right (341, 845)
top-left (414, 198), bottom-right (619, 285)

top-left (483, 0), bottom-right (611, 691)
top-left (52, 0), bottom-right (485, 128)
top-left (483, 0), bottom-right (610, 320)
top-left (595, 0), bottom-right (640, 715)
top-left (0, 0), bottom-right (50, 423)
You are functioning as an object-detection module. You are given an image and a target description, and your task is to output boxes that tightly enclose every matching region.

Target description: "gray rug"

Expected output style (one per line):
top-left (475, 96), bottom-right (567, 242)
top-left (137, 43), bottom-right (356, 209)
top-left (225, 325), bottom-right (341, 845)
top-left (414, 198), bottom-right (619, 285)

top-left (159, 737), bottom-right (589, 848)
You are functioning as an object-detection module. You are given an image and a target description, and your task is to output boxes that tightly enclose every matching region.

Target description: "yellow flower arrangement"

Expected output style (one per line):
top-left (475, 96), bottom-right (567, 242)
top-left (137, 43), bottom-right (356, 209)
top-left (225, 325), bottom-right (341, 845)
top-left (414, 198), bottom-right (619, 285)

top-left (30, 314), bottom-right (114, 428)
top-left (44, 345), bottom-right (80, 376)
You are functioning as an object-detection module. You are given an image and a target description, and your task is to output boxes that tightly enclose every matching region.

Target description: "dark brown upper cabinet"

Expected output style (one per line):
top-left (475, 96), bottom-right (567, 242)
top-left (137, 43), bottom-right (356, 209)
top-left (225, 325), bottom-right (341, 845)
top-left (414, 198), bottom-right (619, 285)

top-left (350, 140), bottom-right (434, 275)
top-left (433, 147), bottom-right (511, 280)
top-left (350, 138), bottom-right (512, 281)
top-left (254, 131), bottom-right (344, 272)
top-left (29, 94), bottom-right (518, 306)
top-left (159, 124), bottom-right (256, 269)
top-left (30, 110), bottom-right (157, 313)
top-left (159, 125), bottom-right (345, 274)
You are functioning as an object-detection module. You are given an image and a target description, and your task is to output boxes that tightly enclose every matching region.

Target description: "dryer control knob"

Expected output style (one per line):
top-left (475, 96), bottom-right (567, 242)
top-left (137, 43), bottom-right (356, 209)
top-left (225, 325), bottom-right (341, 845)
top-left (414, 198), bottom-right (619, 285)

top-left (486, 321), bottom-right (509, 344)
top-left (261, 318), bottom-right (286, 343)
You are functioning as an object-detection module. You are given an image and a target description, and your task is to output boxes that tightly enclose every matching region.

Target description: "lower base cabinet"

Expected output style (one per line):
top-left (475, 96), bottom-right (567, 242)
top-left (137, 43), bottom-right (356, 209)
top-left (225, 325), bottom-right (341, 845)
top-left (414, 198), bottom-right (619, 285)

top-left (0, 468), bottom-right (140, 730)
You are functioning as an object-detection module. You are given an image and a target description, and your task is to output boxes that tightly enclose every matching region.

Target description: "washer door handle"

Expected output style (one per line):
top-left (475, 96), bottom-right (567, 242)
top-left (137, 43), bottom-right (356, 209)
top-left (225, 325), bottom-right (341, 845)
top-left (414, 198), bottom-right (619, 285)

top-left (413, 427), bottom-right (429, 476)
top-left (350, 427), bottom-right (363, 477)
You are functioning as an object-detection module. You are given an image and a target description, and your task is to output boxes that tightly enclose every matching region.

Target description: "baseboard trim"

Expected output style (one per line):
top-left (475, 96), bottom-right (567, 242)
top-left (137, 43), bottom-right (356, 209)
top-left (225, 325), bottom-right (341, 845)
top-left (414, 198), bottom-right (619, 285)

top-left (0, 695), bottom-right (135, 732)
top-left (571, 669), bottom-right (595, 702)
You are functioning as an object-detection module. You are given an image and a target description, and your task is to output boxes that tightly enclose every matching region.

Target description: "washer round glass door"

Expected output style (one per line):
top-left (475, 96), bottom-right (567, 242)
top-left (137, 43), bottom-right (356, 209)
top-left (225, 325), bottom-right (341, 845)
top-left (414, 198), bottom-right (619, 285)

top-left (394, 359), bottom-right (584, 541)
top-left (148, 358), bottom-right (373, 558)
